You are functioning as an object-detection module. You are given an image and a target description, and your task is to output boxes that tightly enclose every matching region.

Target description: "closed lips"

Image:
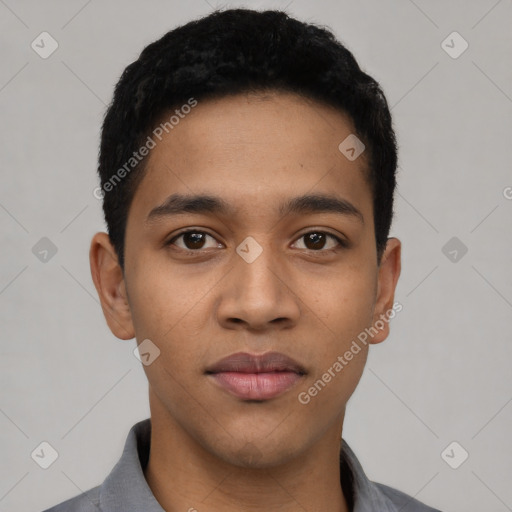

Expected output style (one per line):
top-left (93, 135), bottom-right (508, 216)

top-left (205, 351), bottom-right (307, 401)
top-left (205, 351), bottom-right (307, 375)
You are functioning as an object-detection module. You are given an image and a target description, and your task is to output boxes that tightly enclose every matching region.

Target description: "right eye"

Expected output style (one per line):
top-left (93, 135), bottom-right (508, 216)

top-left (166, 230), bottom-right (224, 252)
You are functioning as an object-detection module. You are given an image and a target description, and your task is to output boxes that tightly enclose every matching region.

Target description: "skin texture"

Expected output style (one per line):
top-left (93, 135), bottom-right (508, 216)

top-left (90, 91), bottom-right (401, 512)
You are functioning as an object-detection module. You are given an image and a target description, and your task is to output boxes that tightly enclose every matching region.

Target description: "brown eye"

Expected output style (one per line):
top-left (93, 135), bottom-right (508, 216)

top-left (182, 232), bottom-right (207, 249)
top-left (292, 231), bottom-right (344, 251)
top-left (304, 232), bottom-right (327, 250)
top-left (167, 231), bottom-right (221, 251)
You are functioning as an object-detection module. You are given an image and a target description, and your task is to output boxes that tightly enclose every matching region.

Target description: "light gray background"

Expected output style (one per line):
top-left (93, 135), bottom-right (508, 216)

top-left (1, 1), bottom-right (511, 511)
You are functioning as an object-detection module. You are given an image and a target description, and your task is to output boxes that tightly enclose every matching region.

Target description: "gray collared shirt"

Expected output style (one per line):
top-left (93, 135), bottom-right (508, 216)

top-left (42, 418), bottom-right (442, 512)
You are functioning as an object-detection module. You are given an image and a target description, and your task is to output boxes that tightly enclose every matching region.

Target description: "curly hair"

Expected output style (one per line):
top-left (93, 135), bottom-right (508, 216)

top-left (97, 8), bottom-right (398, 270)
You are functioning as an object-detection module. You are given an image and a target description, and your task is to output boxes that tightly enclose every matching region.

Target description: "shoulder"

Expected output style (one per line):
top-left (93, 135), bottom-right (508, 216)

top-left (41, 485), bottom-right (101, 512)
top-left (373, 481), bottom-right (443, 512)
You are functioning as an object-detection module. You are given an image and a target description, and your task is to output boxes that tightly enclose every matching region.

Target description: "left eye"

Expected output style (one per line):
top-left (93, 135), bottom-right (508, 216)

top-left (292, 232), bottom-right (344, 251)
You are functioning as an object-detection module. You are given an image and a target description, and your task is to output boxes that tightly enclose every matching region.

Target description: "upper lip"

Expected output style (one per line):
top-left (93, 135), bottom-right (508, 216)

top-left (205, 351), bottom-right (306, 375)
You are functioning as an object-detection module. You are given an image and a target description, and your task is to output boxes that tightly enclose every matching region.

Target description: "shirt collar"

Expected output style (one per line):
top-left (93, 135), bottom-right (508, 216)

top-left (98, 418), bottom-right (399, 512)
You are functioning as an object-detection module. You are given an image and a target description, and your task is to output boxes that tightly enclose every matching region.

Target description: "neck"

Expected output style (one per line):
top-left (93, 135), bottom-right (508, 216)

top-left (143, 392), bottom-right (350, 512)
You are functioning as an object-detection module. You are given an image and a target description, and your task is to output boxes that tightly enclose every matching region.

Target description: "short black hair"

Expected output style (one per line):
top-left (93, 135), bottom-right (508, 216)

top-left (97, 8), bottom-right (398, 271)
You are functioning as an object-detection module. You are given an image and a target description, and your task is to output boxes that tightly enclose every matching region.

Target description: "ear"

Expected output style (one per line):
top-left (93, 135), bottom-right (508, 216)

top-left (89, 232), bottom-right (135, 340)
top-left (369, 237), bottom-right (402, 345)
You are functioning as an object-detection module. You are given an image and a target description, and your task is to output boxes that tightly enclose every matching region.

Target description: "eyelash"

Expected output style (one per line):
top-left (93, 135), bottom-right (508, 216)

top-left (165, 229), bottom-right (348, 255)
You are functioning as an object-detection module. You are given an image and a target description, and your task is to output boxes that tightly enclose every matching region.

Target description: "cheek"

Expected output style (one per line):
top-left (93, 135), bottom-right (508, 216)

top-left (126, 258), bottom-right (212, 340)
top-left (297, 274), bottom-right (372, 416)
top-left (298, 260), bottom-right (375, 396)
top-left (303, 262), bottom-right (376, 334)
top-left (126, 263), bottom-right (215, 386)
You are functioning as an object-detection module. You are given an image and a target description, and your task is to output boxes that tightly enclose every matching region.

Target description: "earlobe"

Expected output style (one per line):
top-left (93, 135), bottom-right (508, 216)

top-left (369, 237), bottom-right (402, 345)
top-left (89, 232), bottom-right (135, 340)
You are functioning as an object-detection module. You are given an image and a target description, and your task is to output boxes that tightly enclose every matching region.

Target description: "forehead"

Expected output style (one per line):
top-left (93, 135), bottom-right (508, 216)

top-left (128, 91), bottom-right (371, 222)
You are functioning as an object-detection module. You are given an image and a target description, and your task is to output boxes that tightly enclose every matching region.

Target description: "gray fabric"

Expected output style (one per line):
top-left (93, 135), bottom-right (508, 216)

top-left (42, 418), bottom-right (442, 512)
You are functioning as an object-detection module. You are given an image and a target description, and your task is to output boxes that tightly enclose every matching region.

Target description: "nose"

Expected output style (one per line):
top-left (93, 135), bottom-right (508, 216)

top-left (216, 241), bottom-right (301, 332)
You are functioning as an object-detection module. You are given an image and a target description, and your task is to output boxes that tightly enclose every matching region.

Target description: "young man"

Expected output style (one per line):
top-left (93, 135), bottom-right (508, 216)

top-left (44, 8), bottom-right (442, 512)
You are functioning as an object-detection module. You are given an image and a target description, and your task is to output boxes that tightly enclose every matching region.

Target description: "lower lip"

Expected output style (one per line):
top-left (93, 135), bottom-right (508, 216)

top-left (209, 371), bottom-right (303, 400)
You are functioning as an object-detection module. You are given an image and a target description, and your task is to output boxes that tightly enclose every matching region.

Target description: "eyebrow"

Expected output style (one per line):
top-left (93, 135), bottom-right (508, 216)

top-left (145, 192), bottom-right (364, 225)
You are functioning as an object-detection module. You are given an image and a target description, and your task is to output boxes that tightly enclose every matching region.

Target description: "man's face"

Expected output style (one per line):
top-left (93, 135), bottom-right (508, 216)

top-left (94, 91), bottom-right (400, 467)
